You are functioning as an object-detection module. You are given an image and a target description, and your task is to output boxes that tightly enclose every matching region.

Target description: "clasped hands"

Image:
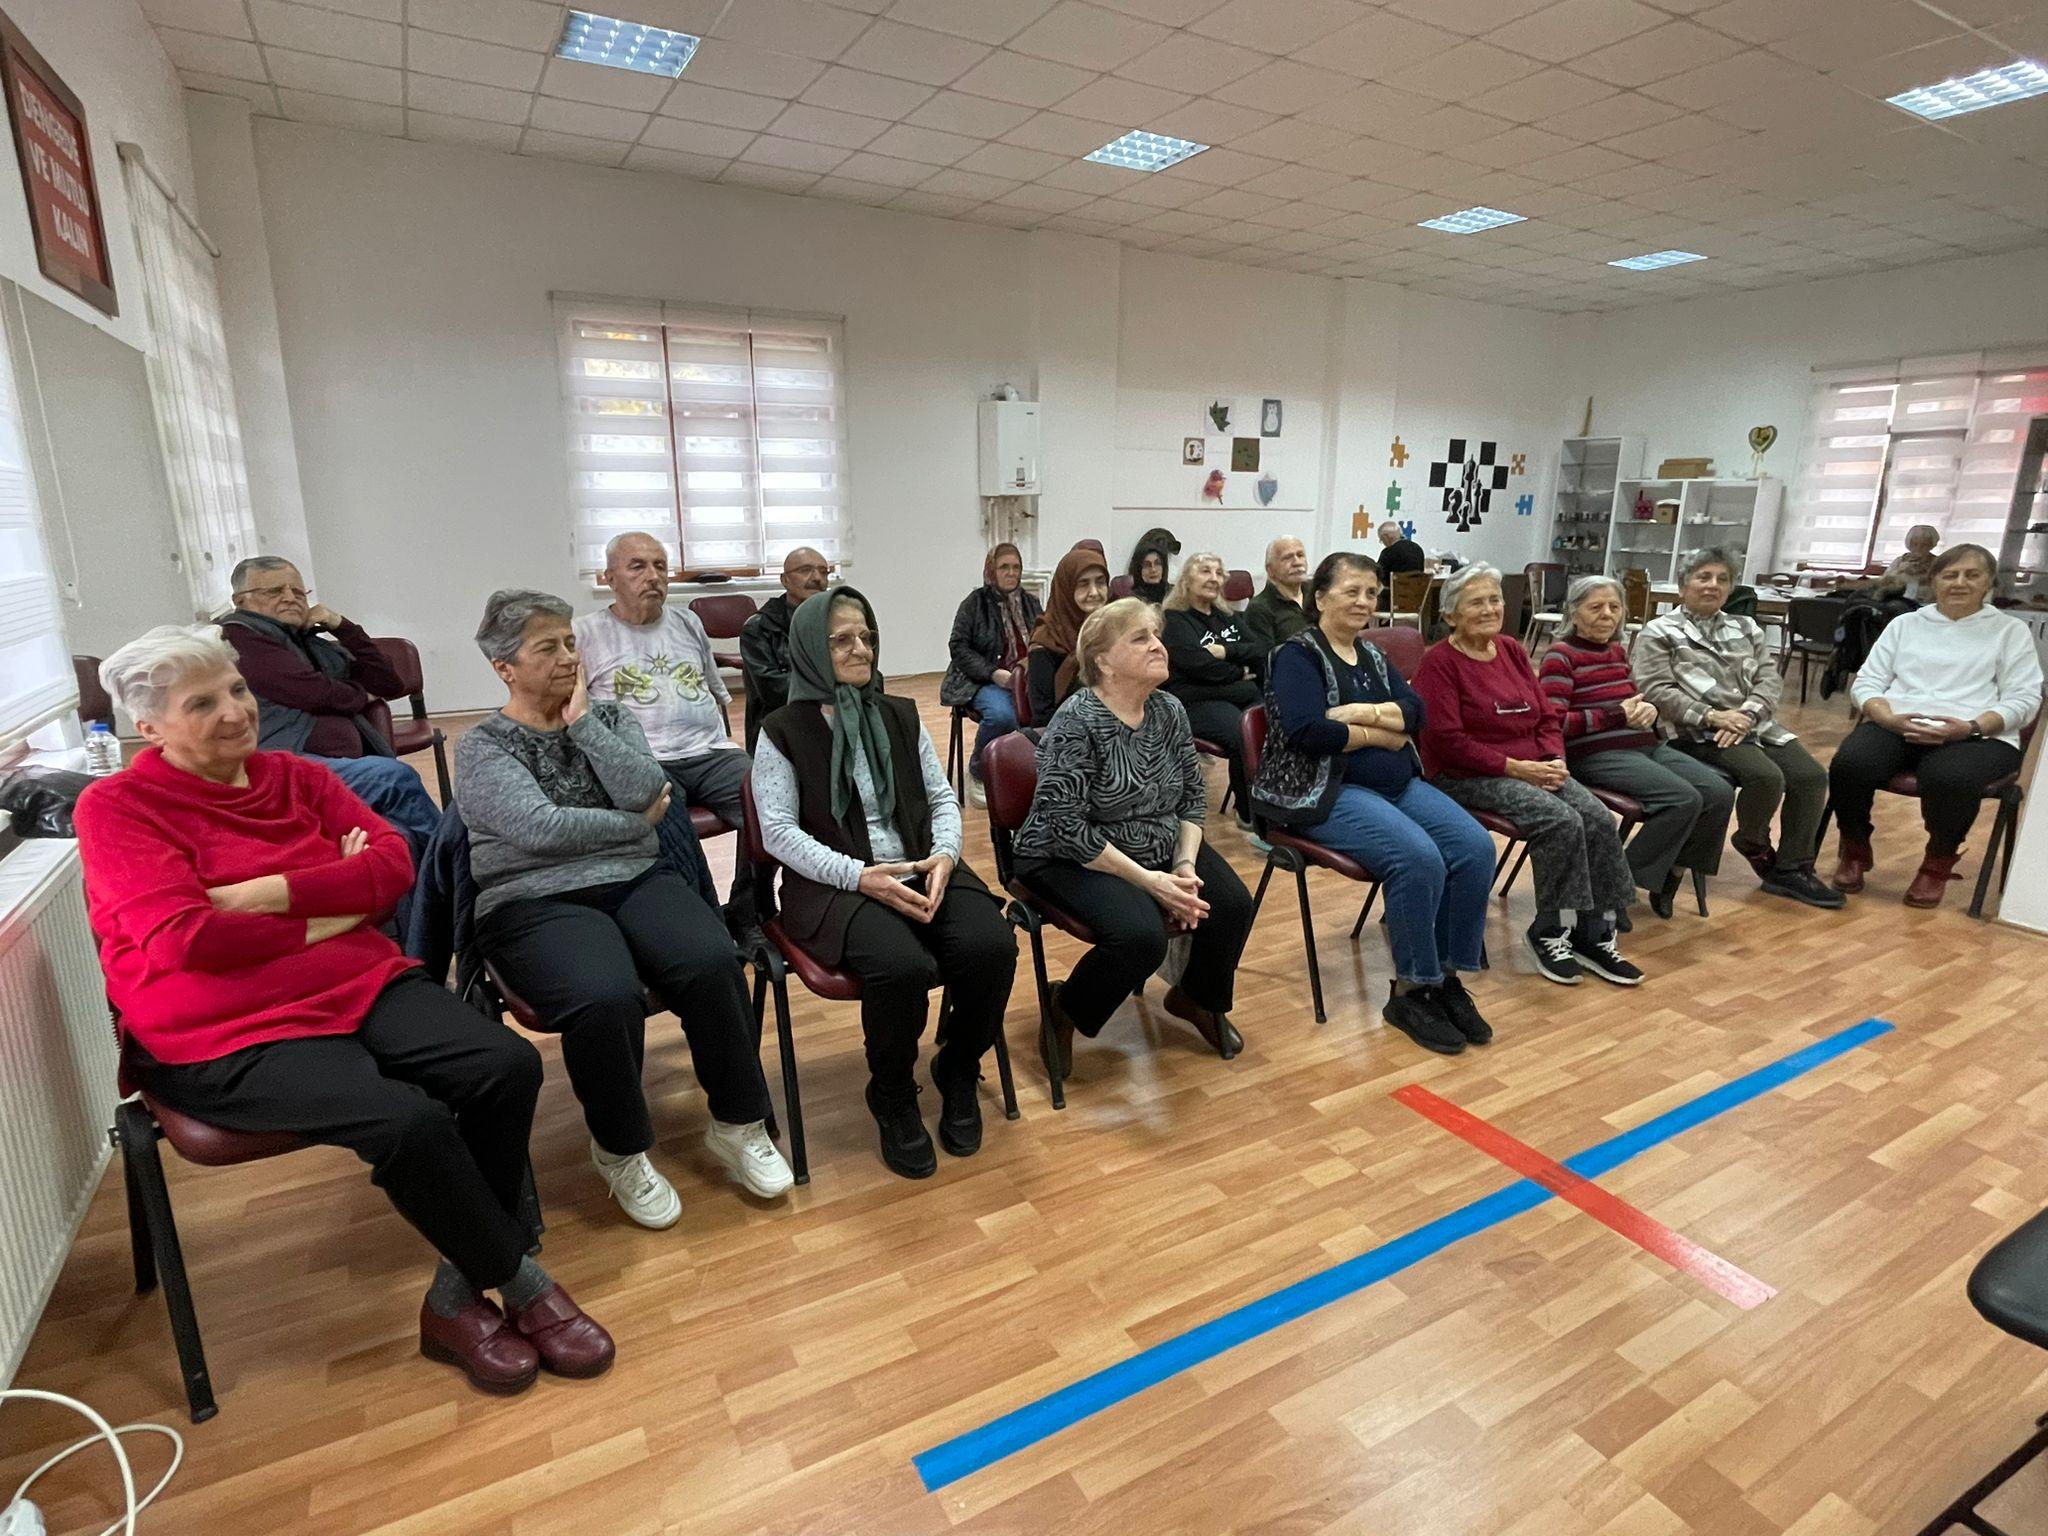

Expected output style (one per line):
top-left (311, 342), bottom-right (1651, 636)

top-left (857, 854), bottom-right (955, 923)
top-left (1147, 861), bottom-right (1208, 932)
top-left (1893, 712), bottom-right (1976, 746)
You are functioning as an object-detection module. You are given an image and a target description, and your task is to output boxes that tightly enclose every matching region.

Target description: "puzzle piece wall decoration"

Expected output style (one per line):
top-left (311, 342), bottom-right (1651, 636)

top-left (1389, 436), bottom-right (1409, 468)
top-left (1515, 494), bottom-right (1534, 516)
top-left (1384, 480), bottom-right (1402, 513)
top-left (1427, 438), bottom-right (1509, 533)
top-left (1352, 506), bottom-right (1373, 540)
top-left (1511, 452), bottom-right (1527, 475)
top-left (1398, 519), bottom-right (1416, 540)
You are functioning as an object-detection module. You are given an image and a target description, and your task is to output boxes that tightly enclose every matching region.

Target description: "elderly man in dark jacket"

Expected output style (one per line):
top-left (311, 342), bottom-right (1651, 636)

top-left (739, 546), bottom-right (830, 752)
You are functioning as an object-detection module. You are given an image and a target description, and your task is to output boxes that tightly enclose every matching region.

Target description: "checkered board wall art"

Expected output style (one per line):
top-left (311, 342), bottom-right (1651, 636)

top-left (1429, 439), bottom-right (1510, 533)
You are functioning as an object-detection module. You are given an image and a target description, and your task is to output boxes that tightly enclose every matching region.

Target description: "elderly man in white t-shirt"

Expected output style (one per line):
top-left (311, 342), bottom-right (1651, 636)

top-left (575, 531), bottom-right (755, 935)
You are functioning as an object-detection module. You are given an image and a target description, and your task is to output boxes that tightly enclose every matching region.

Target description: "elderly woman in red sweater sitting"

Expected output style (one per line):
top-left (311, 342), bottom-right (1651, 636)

top-left (1411, 565), bottom-right (1644, 987)
top-left (75, 624), bottom-right (614, 1397)
top-left (1537, 575), bottom-right (1734, 918)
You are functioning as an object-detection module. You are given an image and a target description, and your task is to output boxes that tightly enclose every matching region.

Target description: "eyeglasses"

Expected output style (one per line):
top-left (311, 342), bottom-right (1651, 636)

top-left (237, 584), bottom-right (309, 601)
top-left (828, 629), bottom-right (878, 655)
top-left (1492, 700), bottom-right (1532, 716)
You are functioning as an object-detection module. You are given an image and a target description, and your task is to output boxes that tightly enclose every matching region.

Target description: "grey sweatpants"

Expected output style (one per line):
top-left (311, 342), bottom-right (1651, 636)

top-left (1570, 744), bottom-right (1735, 890)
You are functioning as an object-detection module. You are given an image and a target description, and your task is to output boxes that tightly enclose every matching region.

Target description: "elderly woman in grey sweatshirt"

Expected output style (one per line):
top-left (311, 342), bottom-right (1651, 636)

top-left (455, 589), bottom-right (791, 1231)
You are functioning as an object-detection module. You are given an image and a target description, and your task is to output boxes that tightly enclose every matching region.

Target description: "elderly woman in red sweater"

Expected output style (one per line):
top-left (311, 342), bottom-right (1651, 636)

top-left (1411, 565), bottom-right (1644, 987)
top-left (75, 624), bottom-right (613, 1397)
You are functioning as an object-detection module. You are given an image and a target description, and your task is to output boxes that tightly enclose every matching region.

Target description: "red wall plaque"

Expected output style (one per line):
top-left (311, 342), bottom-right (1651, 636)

top-left (0, 12), bottom-right (115, 316)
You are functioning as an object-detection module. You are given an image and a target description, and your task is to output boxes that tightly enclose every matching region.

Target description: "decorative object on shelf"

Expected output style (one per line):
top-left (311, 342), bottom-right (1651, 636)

top-left (1656, 455), bottom-right (1714, 478)
top-left (1634, 491), bottom-right (1653, 521)
top-left (1654, 499), bottom-right (1679, 525)
top-left (1182, 436), bottom-right (1204, 465)
top-left (1747, 424), bottom-right (1777, 477)
top-left (1385, 480), bottom-right (1402, 512)
top-left (1256, 471), bottom-right (1279, 506)
top-left (1231, 437), bottom-right (1260, 472)
top-left (1581, 396), bottom-right (1594, 435)
top-left (1206, 399), bottom-right (1233, 433)
top-left (1202, 469), bottom-right (1226, 502)
top-left (1515, 493), bottom-right (1534, 516)
top-left (1511, 452), bottom-right (1527, 475)
top-left (1389, 435), bottom-right (1409, 468)
top-left (1429, 437), bottom-right (1509, 534)
top-left (1261, 398), bottom-right (1282, 437)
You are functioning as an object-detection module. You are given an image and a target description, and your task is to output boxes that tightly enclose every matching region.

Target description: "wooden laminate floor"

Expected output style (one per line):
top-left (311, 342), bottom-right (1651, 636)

top-left (8, 674), bottom-right (2048, 1536)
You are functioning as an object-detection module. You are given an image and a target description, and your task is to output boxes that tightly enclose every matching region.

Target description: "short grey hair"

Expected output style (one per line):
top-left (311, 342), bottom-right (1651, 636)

top-left (474, 588), bottom-right (573, 664)
top-left (1441, 562), bottom-right (1502, 620)
top-left (1676, 546), bottom-right (1737, 586)
top-left (100, 624), bottom-right (239, 722)
top-left (1264, 535), bottom-right (1304, 573)
top-left (1564, 574), bottom-right (1624, 624)
top-left (228, 555), bottom-right (296, 595)
top-left (1377, 521), bottom-right (1400, 542)
top-left (603, 530), bottom-right (667, 568)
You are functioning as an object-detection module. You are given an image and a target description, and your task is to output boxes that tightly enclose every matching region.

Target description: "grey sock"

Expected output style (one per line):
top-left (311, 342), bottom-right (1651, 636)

top-left (498, 1255), bottom-right (553, 1312)
top-left (425, 1259), bottom-right (480, 1319)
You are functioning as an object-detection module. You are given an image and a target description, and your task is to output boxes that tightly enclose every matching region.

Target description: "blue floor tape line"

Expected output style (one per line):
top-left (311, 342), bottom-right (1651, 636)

top-left (913, 1016), bottom-right (1894, 1492)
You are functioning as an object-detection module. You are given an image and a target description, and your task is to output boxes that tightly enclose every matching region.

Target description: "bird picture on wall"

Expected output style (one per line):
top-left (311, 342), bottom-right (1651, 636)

top-left (1201, 469), bottom-right (1226, 502)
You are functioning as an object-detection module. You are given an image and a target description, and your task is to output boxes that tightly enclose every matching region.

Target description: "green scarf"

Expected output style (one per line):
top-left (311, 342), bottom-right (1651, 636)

top-left (786, 586), bottom-right (896, 826)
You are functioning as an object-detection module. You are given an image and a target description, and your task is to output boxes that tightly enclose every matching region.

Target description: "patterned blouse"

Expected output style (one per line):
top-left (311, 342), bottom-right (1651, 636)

top-left (1014, 688), bottom-right (1206, 871)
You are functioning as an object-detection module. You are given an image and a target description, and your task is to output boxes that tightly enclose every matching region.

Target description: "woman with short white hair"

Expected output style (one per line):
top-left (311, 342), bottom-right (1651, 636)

top-left (1411, 565), bottom-right (1644, 986)
top-left (75, 624), bottom-right (613, 1396)
top-left (1161, 551), bottom-right (1262, 830)
top-left (1538, 574), bottom-right (1735, 917)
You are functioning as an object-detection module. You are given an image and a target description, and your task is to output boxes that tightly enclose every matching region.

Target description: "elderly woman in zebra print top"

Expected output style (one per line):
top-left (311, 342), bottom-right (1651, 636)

top-left (1013, 597), bottom-right (1254, 1078)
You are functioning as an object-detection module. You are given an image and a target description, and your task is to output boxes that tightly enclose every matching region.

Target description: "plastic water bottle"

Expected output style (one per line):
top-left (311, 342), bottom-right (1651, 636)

top-left (83, 722), bottom-right (122, 776)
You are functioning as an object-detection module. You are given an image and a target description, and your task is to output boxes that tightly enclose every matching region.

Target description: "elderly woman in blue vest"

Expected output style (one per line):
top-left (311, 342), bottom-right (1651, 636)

top-left (755, 587), bottom-right (1017, 1180)
top-left (939, 543), bottom-right (1043, 807)
top-left (1253, 553), bottom-right (1497, 1057)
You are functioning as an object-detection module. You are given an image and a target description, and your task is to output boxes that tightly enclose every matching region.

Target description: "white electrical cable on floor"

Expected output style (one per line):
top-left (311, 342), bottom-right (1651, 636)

top-left (1, 1388), bottom-right (184, 1536)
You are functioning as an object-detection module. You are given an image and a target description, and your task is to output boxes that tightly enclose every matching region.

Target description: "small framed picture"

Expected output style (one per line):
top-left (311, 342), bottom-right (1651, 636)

top-left (1261, 398), bottom-right (1282, 437)
top-left (1182, 436), bottom-right (1205, 465)
top-left (1232, 437), bottom-right (1260, 473)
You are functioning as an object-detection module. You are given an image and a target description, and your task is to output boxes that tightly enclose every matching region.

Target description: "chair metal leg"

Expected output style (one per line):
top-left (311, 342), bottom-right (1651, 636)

top-left (1024, 919), bottom-right (1064, 1111)
top-left (1816, 794), bottom-right (1835, 853)
top-left (120, 1129), bottom-right (156, 1295)
top-left (429, 733), bottom-right (453, 803)
top-left (1291, 856), bottom-right (1325, 1024)
top-left (947, 709), bottom-right (964, 797)
top-left (1349, 884), bottom-right (1380, 939)
top-left (1692, 870), bottom-right (1709, 917)
top-left (1970, 793), bottom-right (2019, 920)
top-left (1909, 1417), bottom-right (2048, 1536)
top-left (518, 1158), bottom-right (545, 1251)
top-left (752, 950), bottom-right (806, 1185)
top-left (1250, 849), bottom-right (1278, 917)
top-left (117, 1101), bottom-right (217, 1423)
top-left (746, 964), bottom-right (780, 1142)
top-left (1498, 843), bottom-right (1531, 899)
top-left (989, 1004), bottom-right (1020, 1122)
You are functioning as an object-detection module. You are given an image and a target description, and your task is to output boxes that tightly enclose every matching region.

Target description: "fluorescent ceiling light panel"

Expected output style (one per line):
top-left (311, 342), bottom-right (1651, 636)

top-left (1887, 58), bottom-right (2048, 120)
top-left (557, 10), bottom-right (700, 77)
top-left (1417, 206), bottom-right (1525, 234)
top-left (1609, 249), bottom-right (1707, 271)
top-left (1085, 131), bottom-right (1208, 173)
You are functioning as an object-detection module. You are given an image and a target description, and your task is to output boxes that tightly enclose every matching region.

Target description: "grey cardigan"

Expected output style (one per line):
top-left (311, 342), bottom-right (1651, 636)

top-left (453, 701), bottom-right (669, 920)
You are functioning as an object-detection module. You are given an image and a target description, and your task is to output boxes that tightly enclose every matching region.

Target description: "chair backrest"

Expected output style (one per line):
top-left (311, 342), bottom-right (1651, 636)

top-left (73, 654), bottom-right (111, 727)
top-left (368, 635), bottom-right (427, 711)
top-left (363, 698), bottom-right (399, 747)
top-left (1389, 570), bottom-right (1430, 614)
top-left (1241, 702), bottom-right (1268, 781)
top-left (1524, 562), bottom-right (1566, 609)
top-left (690, 592), bottom-right (758, 641)
top-left (1009, 661), bottom-right (1032, 729)
top-left (1109, 574), bottom-right (1134, 600)
top-left (982, 732), bottom-right (1038, 885)
top-left (1622, 568), bottom-right (1651, 624)
top-left (1786, 595), bottom-right (1840, 644)
top-left (1363, 624), bottom-right (1426, 676)
top-left (1224, 568), bottom-right (1255, 604)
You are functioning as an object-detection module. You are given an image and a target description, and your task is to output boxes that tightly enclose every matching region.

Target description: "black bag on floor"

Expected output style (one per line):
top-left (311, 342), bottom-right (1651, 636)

top-left (0, 766), bottom-right (93, 838)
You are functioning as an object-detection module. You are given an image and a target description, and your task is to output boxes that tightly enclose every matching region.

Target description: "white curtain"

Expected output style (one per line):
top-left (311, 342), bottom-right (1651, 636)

top-left (120, 149), bottom-right (257, 618)
top-left (0, 284), bottom-right (74, 755)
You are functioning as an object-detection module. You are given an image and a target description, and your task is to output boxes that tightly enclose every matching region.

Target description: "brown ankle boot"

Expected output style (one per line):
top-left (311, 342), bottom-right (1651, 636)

top-left (1830, 836), bottom-right (1874, 893)
top-left (1163, 985), bottom-right (1243, 1060)
top-left (1904, 846), bottom-right (1963, 908)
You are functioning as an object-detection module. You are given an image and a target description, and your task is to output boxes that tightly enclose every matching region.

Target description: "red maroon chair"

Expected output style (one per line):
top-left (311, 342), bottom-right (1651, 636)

top-left (738, 775), bottom-right (1019, 1176)
top-left (1009, 662), bottom-right (1033, 731)
top-left (1109, 575), bottom-right (1134, 600)
top-left (981, 732), bottom-right (1093, 1109)
top-left (1362, 625), bottom-right (1425, 678)
top-left (1224, 568), bottom-right (1255, 604)
top-left (689, 592), bottom-right (758, 677)
top-left (73, 654), bottom-right (113, 727)
top-left (368, 636), bottom-right (452, 801)
top-left (1815, 720), bottom-right (2035, 919)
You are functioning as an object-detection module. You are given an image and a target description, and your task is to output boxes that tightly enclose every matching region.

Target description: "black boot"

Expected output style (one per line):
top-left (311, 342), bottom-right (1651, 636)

top-left (930, 1057), bottom-right (983, 1157)
top-left (865, 1081), bottom-right (936, 1179)
top-left (1649, 868), bottom-right (1682, 920)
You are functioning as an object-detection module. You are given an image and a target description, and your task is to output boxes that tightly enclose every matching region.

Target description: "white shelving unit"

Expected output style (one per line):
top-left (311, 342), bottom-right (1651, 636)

top-left (1603, 476), bottom-right (1783, 585)
top-left (1550, 435), bottom-right (1641, 579)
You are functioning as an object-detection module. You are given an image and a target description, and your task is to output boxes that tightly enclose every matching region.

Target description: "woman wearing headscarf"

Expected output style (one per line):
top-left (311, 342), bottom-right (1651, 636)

top-left (1128, 542), bottom-right (1172, 606)
top-left (754, 589), bottom-right (1018, 1180)
top-left (939, 542), bottom-right (1042, 806)
top-left (1027, 544), bottom-right (1111, 725)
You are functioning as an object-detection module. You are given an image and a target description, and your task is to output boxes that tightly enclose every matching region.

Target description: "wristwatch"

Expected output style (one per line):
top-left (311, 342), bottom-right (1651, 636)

top-left (1968, 723), bottom-right (1986, 740)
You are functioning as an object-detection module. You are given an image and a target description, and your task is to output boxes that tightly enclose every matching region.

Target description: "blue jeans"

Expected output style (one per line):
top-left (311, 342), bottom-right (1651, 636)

top-left (1301, 779), bottom-right (1493, 986)
top-left (314, 754), bottom-right (442, 866)
top-left (969, 681), bottom-right (1018, 778)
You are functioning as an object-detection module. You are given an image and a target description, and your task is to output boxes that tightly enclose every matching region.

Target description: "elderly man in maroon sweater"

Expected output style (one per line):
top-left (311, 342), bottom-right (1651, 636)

top-left (219, 555), bottom-right (440, 859)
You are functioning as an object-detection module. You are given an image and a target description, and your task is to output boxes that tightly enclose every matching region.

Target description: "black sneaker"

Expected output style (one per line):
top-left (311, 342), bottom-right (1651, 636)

top-left (1571, 932), bottom-right (1645, 986)
top-left (1437, 974), bottom-right (1493, 1045)
top-left (930, 1060), bottom-right (983, 1158)
top-left (864, 1082), bottom-right (936, 1179)
top-left (1760, 862), bottom-right (1847, 909)
top-left (1525, 926), bottom-right (1582, 985)
top-left (1383, 986), bottom-right (1464, 1055)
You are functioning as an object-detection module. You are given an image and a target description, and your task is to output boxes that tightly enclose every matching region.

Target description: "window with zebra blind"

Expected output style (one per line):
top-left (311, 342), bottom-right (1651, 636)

top-left (1782, 352), bottom-right (2048, 572)
top-left (553, 294), bottom-right (848, 581)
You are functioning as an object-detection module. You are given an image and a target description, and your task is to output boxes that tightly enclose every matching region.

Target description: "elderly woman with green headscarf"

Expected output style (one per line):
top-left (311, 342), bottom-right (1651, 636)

top-left (753, 587), bottom-right (1017, 1181)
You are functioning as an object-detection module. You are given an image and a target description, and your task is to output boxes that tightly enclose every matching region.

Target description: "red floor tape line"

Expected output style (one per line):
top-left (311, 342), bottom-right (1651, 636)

top-left (1392, 1083), bottom-right (1777, 1310)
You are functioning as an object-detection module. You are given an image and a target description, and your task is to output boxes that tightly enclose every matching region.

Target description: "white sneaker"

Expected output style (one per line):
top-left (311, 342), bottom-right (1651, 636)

top-left (590, 1140), bottom-right (682, 1229)
top-left (704, 1120), bottom-right (795, 1199)
top-left (967, 777), bottom-right (987, 809)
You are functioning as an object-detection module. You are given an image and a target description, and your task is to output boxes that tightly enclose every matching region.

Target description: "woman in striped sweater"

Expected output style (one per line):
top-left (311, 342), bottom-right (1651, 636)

top-left (1537, 576), bottom-right (1734, 918)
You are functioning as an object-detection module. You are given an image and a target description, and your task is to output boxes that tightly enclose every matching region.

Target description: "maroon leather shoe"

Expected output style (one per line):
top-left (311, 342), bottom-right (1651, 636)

top-left (506, 1283), bottom-right (616, 1379)
top-left (419, 1298), bottom-right (539, 1395)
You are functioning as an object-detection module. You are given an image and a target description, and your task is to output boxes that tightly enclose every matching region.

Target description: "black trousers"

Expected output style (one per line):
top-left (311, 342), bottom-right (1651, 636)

top-left (1022, 841), bottom-right (1253, 1035)
top-left (1179, 699), bottom-right (1251, 815)
top-left (476, 867), bottom-right (772, 1155)
top-left (1827, 721), bottom-right (2022, 851)
top-left (839, 885), bottom-right (1016, 1099)
top-left (131, 971), bottom-right (542, 1290)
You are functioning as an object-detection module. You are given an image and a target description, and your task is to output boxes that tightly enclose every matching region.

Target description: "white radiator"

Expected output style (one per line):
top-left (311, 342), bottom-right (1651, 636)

top-left (0, 840), bottom-right (114, 1386)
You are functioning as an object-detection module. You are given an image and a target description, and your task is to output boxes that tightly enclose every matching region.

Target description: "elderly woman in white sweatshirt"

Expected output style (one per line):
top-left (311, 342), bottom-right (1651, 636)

top-left (1828, 544), bottom-right (2043, 907)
